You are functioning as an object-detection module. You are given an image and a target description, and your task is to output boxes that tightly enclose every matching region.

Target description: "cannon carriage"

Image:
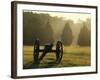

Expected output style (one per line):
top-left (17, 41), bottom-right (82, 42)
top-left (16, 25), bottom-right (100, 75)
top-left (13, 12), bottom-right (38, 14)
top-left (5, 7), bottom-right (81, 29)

top-left (34, 39), bottom-right (63, 64)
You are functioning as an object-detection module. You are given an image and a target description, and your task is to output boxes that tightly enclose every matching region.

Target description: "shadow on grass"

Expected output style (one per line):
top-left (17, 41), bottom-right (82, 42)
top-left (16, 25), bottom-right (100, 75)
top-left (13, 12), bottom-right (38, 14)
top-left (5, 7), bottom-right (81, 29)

top-left (23, 60), bottom-right (59, 69)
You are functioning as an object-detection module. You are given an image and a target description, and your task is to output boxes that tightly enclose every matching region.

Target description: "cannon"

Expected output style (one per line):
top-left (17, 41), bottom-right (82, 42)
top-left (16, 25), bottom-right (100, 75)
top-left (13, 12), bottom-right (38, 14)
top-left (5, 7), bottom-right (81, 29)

top-left (33, 39), bottom-right (63, 64)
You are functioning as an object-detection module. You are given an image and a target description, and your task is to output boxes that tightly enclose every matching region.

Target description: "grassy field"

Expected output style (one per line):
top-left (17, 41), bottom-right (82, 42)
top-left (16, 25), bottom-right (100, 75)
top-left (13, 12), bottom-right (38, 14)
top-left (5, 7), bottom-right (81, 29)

top-left (23, 46), bottom-right (90, 69)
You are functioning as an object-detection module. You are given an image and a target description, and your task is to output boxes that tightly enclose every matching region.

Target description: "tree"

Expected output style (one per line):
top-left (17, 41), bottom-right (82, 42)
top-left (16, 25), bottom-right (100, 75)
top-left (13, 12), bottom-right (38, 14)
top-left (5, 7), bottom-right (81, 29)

top-left (77, 23), bottom-right (90, 46)
top-left (61, 22), bottom-right (73, 46)
top-left (41, 21), bottom-right (54, 45)
top-left (23, 12), bottom-right (54, 45)
top-left (23, 12), bottom-right (37, 45)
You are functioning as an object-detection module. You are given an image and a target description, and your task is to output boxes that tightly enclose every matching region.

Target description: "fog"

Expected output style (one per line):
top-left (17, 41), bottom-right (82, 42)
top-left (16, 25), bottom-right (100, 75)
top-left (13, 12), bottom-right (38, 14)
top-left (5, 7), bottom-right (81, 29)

top-left (23, 11), bottom-right (91, 46)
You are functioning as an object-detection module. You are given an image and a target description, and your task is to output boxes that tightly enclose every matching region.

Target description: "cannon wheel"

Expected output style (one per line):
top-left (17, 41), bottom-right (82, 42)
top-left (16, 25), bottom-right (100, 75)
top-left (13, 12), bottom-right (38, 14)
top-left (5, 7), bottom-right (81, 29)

top-left (56, 41), bottom-right (63, 64)
top-left (34, 39), bottom-right (39, 64)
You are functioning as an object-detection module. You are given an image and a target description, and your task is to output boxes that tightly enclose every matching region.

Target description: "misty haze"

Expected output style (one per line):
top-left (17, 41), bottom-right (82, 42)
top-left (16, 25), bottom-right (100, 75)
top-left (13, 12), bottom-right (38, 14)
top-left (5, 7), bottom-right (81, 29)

top-left (23, 11), bottom-right (91, 69)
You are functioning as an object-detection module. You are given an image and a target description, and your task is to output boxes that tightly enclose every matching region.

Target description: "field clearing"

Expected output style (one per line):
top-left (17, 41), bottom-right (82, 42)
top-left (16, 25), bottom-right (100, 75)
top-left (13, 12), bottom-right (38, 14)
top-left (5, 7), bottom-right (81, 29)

top-left (23, 46), bottom-right (90, 69)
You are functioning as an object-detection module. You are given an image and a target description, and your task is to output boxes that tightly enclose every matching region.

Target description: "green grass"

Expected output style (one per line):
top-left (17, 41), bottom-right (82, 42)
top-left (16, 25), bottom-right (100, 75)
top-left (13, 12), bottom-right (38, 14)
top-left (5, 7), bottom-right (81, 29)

top-left (23, 46), bottom-right (90, 69)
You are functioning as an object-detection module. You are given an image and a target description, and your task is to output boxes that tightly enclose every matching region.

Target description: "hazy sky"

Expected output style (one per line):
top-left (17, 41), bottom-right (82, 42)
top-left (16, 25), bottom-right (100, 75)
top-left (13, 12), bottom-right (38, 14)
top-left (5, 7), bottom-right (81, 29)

top-left (30, 11), bottom-right (91, 23)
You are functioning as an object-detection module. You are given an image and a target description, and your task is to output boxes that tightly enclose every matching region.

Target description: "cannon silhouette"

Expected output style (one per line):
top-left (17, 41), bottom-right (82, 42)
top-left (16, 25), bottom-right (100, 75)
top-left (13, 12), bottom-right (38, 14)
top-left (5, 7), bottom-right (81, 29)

top-left (33, 39), bottom-right (63, 64)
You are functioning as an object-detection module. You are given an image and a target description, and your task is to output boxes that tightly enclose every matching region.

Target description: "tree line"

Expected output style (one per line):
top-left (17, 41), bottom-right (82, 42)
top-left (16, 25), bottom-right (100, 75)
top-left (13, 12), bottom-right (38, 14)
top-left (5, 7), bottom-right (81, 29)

top-left (23, 12), bottom-right (90, 46)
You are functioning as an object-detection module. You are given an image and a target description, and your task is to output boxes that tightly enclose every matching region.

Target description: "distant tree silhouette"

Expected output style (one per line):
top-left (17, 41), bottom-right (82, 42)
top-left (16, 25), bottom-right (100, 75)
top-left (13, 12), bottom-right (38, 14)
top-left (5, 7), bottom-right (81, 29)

top-left (77, 23), bottom-right (90, 46)
top-left (40, 21), bottom-right (54, 45)
top-left (23, 12), bottom-right (36, 45)
top-left (23, 12), bottom-right (54, 45)
top-left (61, 22), bottom-right (73, 46)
